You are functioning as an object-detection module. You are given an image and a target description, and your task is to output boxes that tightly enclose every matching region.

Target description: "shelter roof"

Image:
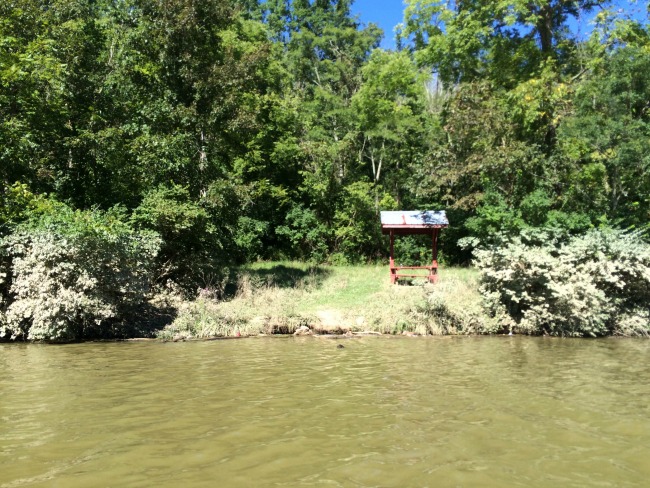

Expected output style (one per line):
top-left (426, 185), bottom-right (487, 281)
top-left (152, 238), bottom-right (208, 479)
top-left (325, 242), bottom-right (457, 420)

top-left (380, 210), bottom-right (449, 235)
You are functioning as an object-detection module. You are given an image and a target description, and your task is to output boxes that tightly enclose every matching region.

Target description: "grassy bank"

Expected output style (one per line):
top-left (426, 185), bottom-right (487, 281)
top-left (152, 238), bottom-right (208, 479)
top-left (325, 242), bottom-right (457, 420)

top-left (157, 263), bottom-right (498, 340)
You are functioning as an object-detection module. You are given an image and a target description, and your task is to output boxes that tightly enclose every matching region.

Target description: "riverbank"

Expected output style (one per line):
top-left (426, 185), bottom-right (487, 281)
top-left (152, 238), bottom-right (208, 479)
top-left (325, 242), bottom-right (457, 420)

top-left (156, 262), bottom-right (499, 341)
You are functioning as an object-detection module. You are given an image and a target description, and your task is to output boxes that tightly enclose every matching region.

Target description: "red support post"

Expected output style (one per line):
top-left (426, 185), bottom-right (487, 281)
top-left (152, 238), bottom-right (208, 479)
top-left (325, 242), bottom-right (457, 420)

top-left (430, 229), bottom-right (439, 284)
top-left (389, 230), bottom-right (396, 284)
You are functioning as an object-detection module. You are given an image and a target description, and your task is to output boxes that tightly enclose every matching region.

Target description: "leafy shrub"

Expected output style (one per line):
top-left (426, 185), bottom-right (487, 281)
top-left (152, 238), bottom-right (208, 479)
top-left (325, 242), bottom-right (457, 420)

top-left (394, 235), bottom-right (439, 266)
top-left (276, 204), bottom-right (331, 262)
top-left (464, 189), bottom-right (594, 251)
top-left (132, 185), bottom-right (219, 289)
top-left (474, 229), bottom-right (650, 336)
top-left (0, 182), bottom-right (63, 234)
top-left (333, 181), bottom-right (396, 262)
top-left (235, 216), bottom-right (269, 261)
top-left (0, 206), bottom-right (160, 342)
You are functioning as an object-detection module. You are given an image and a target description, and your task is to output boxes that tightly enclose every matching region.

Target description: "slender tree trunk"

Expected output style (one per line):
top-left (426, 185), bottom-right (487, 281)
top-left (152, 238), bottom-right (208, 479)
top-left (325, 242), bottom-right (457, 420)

top-left (535, 1), bottom-right (555, 57)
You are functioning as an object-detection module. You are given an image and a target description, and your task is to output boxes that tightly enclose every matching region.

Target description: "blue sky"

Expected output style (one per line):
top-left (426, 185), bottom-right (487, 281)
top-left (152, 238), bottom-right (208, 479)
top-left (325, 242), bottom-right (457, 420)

top-left (351, 0), bottom-right (649, 50)
top-left (351, 0), bottom-right (404, 49)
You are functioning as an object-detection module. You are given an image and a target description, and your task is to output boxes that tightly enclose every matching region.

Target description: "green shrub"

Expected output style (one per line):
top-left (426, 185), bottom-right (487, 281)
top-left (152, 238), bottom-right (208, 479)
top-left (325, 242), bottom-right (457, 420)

top-left (333, 181), bottom-right (396, 262)
top-left (276, 204), bottom-right (331, 262)
top-left (0, 206), bottom-right (160, 342)
top-left (0, 182), bottom-right (63, 235)
top-left (394, 235), bottom-right (439, 266)
top-left (474, 229), bottom-right (650, 336)
top-left (132, 185), bottom-right (219, 290)
top-left (235, 216), bottom-right (269, 261)
top-left (464, 189), bottom-right (595, 250)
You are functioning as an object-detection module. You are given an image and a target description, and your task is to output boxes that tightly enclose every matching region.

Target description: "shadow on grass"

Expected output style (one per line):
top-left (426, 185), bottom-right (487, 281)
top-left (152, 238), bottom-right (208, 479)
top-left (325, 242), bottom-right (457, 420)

top-left (395, 278), bottom-right (432, 287)
top-left (221, 264), bottom-right (331, 299)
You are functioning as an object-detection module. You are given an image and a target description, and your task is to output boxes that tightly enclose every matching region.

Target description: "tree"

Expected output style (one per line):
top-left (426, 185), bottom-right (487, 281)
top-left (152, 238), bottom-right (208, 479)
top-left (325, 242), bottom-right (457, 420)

top-left (0, 0), bottom-right (106, 202)
top-left (352, 50), bottom-right (428, 207)
top-left (557, 43), bottom-right (650, 231)
top-left (400, 0), bottom-right (607, 86)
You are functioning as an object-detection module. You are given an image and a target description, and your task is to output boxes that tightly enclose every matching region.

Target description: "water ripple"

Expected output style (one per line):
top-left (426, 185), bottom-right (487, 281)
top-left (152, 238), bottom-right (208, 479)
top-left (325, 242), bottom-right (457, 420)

top-left (1, 337), bottom-right (649, 487)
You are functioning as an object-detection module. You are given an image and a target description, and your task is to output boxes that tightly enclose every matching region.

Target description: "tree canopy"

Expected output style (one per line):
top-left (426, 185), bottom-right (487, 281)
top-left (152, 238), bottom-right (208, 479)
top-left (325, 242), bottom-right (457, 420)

top-left (1, 0), bottom-right (649, 280)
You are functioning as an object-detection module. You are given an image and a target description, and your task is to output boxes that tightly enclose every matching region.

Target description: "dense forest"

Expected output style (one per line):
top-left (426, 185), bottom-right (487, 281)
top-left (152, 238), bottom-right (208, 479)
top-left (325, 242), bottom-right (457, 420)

top-left (1, 0), bottom-right (649, 288)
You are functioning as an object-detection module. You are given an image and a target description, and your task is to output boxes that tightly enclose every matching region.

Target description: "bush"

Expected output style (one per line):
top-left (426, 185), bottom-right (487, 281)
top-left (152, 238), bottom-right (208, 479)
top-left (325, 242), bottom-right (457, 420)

top-left (0, 206), bottom-right (160, 342)
top-left (131, 185), bottom-right (220, 290)
top-left (474, 229), bottom-right (650, 337)
top-left (333, 181), bottom-right (396, 262)
top-left (276, 204), bottom-right (331, 262)
top-left (235, 216), bottom-right (269, 261)
top-left (0, 182), bottom-right (63, 235)
top-left (0, 254), bottom-right (7, 339)
top-left (394, 235), bottom-right (439, 266)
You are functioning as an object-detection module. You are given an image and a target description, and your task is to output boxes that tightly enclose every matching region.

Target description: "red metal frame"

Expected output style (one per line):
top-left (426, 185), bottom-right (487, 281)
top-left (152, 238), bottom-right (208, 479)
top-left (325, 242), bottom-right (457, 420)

top-left (388, 229), bottom-right (440, 284)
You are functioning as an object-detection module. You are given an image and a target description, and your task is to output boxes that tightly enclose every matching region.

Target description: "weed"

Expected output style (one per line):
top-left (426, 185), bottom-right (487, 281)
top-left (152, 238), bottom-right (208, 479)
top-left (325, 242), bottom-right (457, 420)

top-left (156, 263), bottom-right (495, 339)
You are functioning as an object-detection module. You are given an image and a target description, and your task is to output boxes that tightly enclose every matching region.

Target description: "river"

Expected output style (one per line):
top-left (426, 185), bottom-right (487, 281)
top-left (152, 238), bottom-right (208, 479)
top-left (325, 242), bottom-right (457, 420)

top-left (1, 336), bottom-right (649, 487)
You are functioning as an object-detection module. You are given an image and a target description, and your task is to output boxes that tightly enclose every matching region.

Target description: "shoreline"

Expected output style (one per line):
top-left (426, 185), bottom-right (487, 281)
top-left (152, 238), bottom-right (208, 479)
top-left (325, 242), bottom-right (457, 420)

top-left (150, 263), bottom-right (494, 342)
top-left (4, 261), bottom-right (646, 343)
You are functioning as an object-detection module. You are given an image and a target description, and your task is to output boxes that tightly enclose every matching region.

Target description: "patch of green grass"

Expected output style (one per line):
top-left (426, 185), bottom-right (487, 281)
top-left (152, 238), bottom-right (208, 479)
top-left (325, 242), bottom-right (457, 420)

top-left (156, 262), bottom-right (493, 339)
top-left (291, 264), bottom-right (387, 312)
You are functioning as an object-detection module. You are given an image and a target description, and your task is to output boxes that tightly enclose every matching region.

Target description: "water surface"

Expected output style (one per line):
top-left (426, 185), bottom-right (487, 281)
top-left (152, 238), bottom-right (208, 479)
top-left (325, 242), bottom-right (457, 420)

top-left (1, 337), bottom-right (649, 487)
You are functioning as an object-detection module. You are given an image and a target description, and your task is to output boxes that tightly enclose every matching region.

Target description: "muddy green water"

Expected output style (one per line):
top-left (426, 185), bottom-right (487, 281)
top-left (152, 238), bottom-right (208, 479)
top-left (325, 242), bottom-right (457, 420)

top-left (1, 337), bottom-right (649, 487)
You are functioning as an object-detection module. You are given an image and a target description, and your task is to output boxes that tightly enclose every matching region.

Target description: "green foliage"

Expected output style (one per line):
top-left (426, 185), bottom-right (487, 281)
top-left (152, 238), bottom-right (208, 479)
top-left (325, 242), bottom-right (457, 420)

top-left (400, 0), bottom-right (601, 85)
top-left (0, 205), bottom-right (160, 342)
top-left (557, 44), bottom-right (650, 230)
top-left (475, 229), bottom-right (650, 337)
top-left (276, 204), bottom-right (331, 262)
top-left (393, 235), bottom-right (438, 267)
top-left (465, 191), bottom-right (525, 242)
top-left (333, 181), bottom-right (397, 262)
top-left (0, 182), bottom-right (63, 233)
top-left (2, 0), bottom-right (650, 341)
top-left (415, 82), bottom-right (549, 213)
top-left (235, 216), bottom-right (270, 260)
top-left (464, 189), bottom-right (594, 248)
top-left (131, 185), bottom-right (221, 289)
top-left (352, 50), bottom-right (428, 188)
